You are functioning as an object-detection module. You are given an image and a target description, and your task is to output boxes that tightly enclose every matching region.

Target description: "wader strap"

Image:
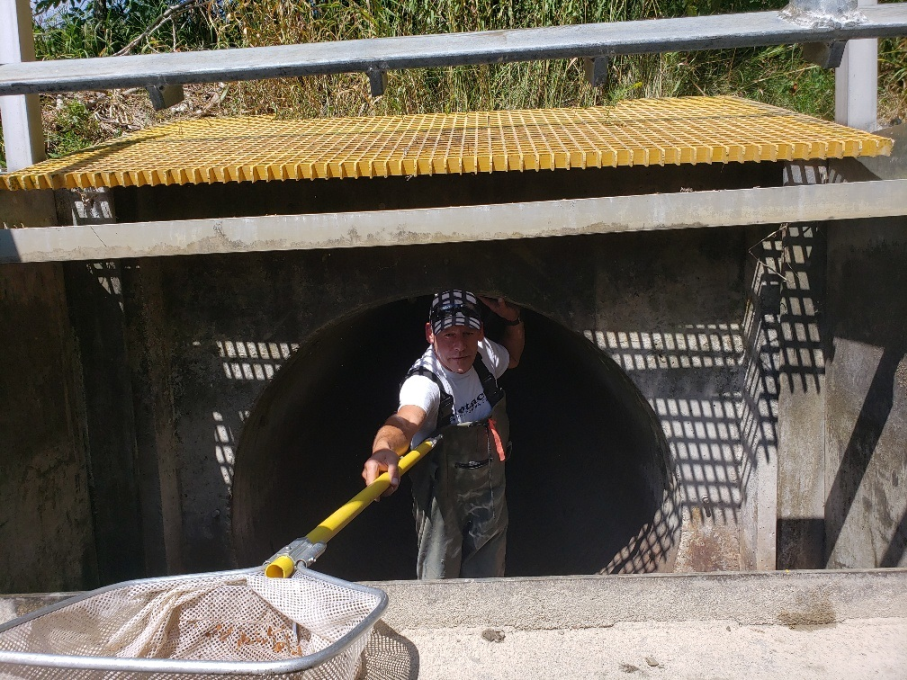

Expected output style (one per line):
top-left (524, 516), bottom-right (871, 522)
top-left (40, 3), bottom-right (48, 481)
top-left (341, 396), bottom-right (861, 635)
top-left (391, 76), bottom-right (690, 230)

top-left (403, 366), bottom-right (455, 430)
top-left (403, 353), bottom-right (503, 431)
top-left (472, 354), bottom-right (504, 409)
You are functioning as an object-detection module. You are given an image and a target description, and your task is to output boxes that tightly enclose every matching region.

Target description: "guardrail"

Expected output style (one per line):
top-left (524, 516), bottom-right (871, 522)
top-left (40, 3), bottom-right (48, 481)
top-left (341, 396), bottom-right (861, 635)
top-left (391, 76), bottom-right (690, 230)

top-left (1, 4), bottom-right (906, 98)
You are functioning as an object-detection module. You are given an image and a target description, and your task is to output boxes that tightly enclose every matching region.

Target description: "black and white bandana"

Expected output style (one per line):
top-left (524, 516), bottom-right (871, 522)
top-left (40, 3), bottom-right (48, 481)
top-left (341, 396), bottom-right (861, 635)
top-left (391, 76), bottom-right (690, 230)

top-left (429, 289), bottom-right (482, 334)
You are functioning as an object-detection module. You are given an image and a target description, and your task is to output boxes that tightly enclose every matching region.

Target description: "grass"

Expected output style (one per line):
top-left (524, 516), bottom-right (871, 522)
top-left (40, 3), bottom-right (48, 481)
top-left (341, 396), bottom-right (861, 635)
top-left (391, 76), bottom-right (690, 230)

top-left (0, 0), bottom-right (904, 170)
top-left (44, 99), bottom-right (105, 157)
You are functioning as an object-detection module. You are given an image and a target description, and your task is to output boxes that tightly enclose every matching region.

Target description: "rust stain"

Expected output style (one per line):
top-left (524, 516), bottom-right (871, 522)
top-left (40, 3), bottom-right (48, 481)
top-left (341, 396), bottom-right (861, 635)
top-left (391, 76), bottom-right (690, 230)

top-left (684, 506), bottom-right (741, 573)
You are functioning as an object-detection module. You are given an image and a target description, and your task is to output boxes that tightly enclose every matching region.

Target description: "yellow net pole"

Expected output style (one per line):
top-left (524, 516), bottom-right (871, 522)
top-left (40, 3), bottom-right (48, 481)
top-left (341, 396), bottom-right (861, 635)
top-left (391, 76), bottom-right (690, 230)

top-left (265, 437), bottom-right (438, 578)
top-left (306, 437), bottom-right (438, 544)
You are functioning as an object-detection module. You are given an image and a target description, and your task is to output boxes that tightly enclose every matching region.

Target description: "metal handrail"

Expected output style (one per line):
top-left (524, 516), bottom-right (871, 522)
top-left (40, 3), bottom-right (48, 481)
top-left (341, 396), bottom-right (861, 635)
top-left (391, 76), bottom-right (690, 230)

top-left (1, 5), bottom-right (907, 96)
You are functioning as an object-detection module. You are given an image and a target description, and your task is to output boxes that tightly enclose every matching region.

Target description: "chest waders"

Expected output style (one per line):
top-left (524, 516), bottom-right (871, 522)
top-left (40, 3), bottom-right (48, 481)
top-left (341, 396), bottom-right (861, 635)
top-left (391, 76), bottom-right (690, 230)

top-left (406, 355), bottom-right (511, 579)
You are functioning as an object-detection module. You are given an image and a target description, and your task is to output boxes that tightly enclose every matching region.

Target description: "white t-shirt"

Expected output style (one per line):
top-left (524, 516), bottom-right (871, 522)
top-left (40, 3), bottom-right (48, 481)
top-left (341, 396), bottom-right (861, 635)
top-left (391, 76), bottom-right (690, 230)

top-left (400, 338), bottom-right (510, 446)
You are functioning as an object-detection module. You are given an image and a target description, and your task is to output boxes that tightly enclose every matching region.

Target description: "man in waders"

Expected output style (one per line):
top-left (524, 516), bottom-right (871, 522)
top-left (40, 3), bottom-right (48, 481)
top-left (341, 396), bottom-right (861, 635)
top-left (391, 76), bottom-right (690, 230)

top-left (362, 289), bottom-right (525, 579)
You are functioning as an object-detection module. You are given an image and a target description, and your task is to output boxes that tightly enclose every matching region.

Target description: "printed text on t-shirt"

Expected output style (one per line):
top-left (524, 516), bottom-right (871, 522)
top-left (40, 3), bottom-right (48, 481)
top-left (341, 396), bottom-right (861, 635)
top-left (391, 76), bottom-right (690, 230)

top-left (457, 393), bottom-right (486, 416)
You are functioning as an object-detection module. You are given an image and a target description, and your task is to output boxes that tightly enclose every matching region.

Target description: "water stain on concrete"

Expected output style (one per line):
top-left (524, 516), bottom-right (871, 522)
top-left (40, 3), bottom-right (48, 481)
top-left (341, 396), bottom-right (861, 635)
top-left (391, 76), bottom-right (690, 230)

top-left (778, 591), bottom-right (837, 627)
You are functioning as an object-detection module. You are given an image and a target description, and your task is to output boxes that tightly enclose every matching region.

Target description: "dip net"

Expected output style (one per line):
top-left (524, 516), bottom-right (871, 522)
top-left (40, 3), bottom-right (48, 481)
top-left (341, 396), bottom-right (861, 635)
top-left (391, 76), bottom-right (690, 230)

top-left (0, 567), bottom-right (385, 679)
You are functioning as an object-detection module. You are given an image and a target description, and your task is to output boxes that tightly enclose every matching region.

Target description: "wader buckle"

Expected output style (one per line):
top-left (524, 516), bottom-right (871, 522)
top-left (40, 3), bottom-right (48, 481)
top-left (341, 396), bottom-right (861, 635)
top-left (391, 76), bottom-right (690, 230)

top-left (455, 458), bottom-right (492, 470)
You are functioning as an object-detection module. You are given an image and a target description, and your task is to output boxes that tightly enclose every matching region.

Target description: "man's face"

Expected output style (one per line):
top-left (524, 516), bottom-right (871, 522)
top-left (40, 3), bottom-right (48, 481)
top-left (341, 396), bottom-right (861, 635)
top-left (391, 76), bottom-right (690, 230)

top-left (426, 322), bottom-right (484, 374)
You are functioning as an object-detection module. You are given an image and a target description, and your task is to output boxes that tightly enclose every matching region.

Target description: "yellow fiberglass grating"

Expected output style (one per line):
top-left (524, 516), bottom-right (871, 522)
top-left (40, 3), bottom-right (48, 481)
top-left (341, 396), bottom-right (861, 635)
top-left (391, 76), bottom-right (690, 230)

top-left (0, 95), bottom-right (893, 191)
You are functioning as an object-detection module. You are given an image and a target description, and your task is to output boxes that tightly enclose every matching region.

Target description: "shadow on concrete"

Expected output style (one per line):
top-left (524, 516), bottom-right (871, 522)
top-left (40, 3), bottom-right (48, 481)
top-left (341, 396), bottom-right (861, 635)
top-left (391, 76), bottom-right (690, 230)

top-left (780, 224), bottom-right (826, 395)
top-left (0, 229), bottom-right (19, 264)
top-left (824, 217), bottom-right (907, 568)
top-left (880, 505), bottom-right (907, 568)
top-left (825, 346), bottom-right (906, 562)
top-left (359, 621), bottom-right (419, 680)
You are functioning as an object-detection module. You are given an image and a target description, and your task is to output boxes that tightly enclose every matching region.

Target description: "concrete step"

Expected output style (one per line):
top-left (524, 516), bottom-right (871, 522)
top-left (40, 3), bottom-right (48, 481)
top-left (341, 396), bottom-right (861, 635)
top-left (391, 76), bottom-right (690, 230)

top-left (363, 568), bottom-right (907, 679)
top-left (2, 569), bottom-right (905, 679)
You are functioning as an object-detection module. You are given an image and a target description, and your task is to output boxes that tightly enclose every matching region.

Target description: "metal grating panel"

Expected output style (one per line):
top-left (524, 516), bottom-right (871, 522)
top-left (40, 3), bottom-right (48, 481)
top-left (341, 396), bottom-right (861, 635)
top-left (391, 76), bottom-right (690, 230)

top-left (0, 96), bottom-right (892, 191)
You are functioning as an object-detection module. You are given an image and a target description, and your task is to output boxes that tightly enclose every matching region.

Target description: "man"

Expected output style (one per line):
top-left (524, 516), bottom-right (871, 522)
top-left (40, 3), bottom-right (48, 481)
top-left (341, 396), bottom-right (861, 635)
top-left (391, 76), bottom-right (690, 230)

top-left (362, 289), bottom-right (525, 579)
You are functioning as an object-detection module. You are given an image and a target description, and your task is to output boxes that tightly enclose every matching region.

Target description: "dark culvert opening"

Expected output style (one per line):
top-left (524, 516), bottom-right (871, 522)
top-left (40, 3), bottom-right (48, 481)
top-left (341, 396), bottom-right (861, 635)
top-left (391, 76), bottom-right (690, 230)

top-left (233, 297), bottom-right (679, 581)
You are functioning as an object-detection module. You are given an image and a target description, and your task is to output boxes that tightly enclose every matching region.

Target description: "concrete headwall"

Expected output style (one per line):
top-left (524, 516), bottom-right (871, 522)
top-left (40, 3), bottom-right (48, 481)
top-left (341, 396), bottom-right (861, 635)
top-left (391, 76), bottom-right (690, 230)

top-left (84, 225), bottom-right (755, 583)
top-left (0, 171), bottom-right (781, 589)
top-left (819, 126), bottom-right (907, 569)
top-left (825, 215), bottom-right (907, 568)
top-left (2, 146), bottom-right (906, 591)
top-left (0, 262), bottom-right (97, 592)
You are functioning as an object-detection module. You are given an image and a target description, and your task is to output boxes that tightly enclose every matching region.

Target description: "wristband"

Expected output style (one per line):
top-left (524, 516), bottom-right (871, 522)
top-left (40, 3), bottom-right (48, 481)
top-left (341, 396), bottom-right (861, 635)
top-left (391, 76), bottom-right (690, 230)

top-left (501, 315), bottom-right (522, 326)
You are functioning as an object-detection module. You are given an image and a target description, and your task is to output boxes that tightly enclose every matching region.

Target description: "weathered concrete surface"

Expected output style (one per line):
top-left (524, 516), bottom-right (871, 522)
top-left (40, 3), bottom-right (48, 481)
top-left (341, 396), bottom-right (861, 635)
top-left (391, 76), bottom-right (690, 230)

top-left (776, 163), bottom-right (829, 570)
top-left (0, 219), bottom-right (768, 588)
top-left (2, 570), bottom-right (904, 679)
top-left (388, 618), bottom-right (907, 679)
top-left (121, 259), bottom-right (186, 576)
top-left (5, 179), bottom-right (907, 263)
top-left (0, 188), bottom-right (55, 229)
top-left (5, 569), bottom-right (905, 627)
top-left (0, 263), bottom-right (97, 592)
top-left (62, 260), bottom-right (145, 585)
top-left (372, 569), bottom-right (907, 630)
top-left (825, 215), bottom-right (907, 569)
top-left (364, 569), bottom-right (907, 678)
top-left (737, 226), bottom-right (781, 571)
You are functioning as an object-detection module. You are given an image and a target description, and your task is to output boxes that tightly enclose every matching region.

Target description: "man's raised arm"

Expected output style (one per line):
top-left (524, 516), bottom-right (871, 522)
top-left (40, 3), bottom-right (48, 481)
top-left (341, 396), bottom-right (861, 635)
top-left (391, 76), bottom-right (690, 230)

top-left (480, 296), bottom-right (525, 368)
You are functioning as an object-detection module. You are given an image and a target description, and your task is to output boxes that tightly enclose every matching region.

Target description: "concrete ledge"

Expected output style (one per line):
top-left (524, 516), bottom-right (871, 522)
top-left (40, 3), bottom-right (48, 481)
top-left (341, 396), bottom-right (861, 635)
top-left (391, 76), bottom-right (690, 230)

top-left (0, 593), bottom-right (75, 626)
top-left (2, 179), bottom-right (907, 263)
top-left (3, 571), bottom-right (905, 680)
top-left (368, 568), bottom-right (907, 630)
top-left (3, 569), bottom-right (904, 629)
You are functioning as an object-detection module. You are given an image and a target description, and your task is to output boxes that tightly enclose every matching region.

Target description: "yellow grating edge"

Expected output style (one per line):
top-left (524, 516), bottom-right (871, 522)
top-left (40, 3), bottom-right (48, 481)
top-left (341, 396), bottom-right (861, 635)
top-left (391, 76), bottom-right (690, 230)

top-left (0, 96), bottom-right (893, 191)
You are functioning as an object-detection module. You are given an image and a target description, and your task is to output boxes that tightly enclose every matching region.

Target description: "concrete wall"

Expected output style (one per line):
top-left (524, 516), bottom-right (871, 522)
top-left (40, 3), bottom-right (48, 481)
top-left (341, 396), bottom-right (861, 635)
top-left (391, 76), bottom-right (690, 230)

top-left (767, 125), bottom-right (907, 570)
top-left (0, 163), bottom-right (780, 589)
top-left (737, 227), bottom-right (782, 571)
top-left (0, 262), bottom-right (97, 592)
top-left (101, 224), bottom-right (755, 583)
top-left (821, 125), bottom-right (907, 569)
top-left (2, 144), bottom-right (906, 591)
top-left (775, 163), bottom-right (831, 570)
top-left (824, 215), bottom-right (907, 568)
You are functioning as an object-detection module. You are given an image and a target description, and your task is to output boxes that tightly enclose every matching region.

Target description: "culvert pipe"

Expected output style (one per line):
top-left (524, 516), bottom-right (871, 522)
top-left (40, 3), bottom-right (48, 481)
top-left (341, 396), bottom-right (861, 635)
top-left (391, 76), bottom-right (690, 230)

top-left (232, 297), bottom-right (680, 581)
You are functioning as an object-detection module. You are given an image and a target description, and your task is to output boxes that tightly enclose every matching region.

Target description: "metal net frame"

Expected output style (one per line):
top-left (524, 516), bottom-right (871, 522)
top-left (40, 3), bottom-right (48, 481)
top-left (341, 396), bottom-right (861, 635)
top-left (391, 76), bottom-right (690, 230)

top-left (0, 567), bottom-right (386, 679)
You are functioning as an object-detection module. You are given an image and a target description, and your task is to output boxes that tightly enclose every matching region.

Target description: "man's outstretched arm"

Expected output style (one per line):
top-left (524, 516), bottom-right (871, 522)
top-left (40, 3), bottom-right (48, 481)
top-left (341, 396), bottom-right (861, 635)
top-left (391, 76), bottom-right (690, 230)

top-left (362, 404), bottom-right (426, 496)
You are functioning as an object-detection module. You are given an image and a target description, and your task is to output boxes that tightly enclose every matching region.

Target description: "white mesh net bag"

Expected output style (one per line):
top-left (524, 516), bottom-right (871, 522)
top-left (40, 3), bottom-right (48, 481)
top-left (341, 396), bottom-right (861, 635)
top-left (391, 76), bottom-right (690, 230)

top-left (0, 567), bottom-right (386, 680)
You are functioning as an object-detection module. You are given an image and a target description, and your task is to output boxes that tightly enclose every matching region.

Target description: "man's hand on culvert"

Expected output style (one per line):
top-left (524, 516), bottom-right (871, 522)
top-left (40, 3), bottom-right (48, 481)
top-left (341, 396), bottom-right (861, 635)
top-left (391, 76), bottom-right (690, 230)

top-left (479, 295), bottom-right (521, 323)
top-left (362, 449), bottom-right (401, 498)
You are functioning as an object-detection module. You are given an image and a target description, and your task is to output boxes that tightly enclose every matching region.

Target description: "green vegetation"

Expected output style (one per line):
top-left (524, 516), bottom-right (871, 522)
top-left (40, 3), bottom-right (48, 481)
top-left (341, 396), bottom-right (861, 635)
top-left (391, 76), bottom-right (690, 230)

top-left (216, 0), bottom-right (840, 118)
top-left (32, 0), bottom-right (219, 58)
top-left (0, 0), bottom-right (904, 170)
top-left (44, 99), bottom-right (105, 156)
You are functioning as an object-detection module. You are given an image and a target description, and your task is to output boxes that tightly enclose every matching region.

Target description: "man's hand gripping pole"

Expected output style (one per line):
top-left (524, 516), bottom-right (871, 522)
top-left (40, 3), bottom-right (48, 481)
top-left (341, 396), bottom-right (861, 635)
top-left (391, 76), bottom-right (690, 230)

top-left (264, 436), bottom-right (440, 578)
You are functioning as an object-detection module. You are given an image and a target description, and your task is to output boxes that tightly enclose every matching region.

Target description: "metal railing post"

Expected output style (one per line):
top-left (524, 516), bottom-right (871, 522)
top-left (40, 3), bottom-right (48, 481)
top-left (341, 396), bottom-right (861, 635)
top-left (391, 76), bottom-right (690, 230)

top-left (0, 0), bottom-right (45, 172)
top-left (835, 0), bottom-right (879, 131)
top-left (782, 0), bottom-right (863, 69)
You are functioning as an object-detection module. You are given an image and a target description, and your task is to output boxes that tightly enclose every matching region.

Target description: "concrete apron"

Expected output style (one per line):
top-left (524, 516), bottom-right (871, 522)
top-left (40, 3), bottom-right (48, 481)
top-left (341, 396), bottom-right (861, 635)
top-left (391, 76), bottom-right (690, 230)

top-left (2, 569), bottom-right (905, 679)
